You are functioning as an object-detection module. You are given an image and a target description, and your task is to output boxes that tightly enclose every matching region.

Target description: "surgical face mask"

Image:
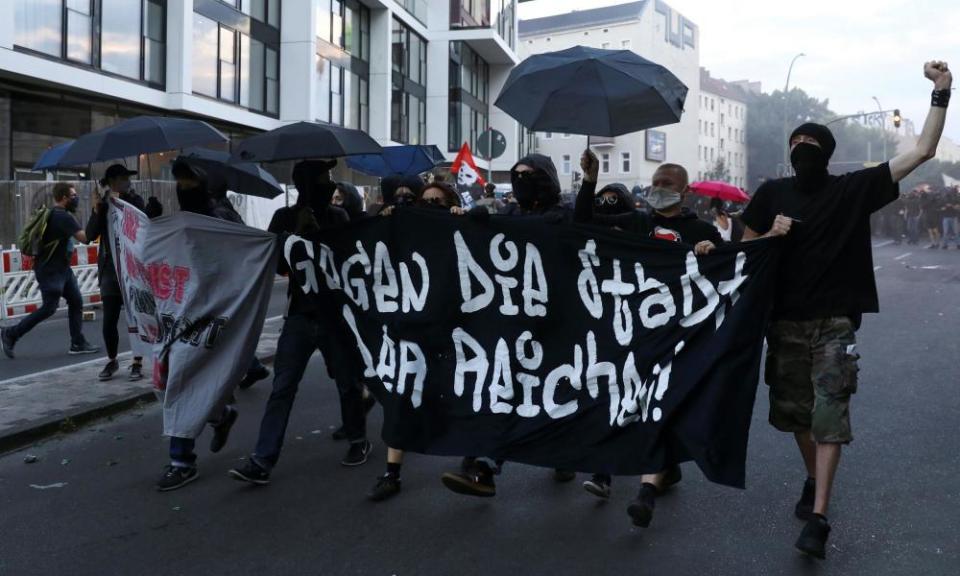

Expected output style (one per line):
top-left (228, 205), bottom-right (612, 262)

top-left (646, 186), bottom-right (682, 211)
top-left (66, 196), bottom-right (80, 212)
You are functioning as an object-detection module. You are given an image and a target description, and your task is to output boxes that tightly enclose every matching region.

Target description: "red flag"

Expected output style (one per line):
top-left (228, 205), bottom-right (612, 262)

top-left (450, 143), bottom-right (487, 188)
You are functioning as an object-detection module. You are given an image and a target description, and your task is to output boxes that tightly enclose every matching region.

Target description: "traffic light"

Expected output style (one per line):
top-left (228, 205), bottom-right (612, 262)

top-left (893, 109), bottom-right (902, 128)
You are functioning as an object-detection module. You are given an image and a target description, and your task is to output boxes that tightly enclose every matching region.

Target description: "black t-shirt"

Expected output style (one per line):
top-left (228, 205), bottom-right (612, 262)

top-left (41, 207), bottom-right (81, 272)
top-left (651, 209), bottom-right (723, 246)
top-left (741, 162), bottom-right (899, 321)
top-left (941, 198), bottom-right (960, 218)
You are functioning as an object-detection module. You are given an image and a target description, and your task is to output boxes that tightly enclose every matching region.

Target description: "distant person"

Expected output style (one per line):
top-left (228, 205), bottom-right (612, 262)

top-left (922, 190), bottom-right (942, 248)
top-left (475, 182), bottom-right (504, 213)
top-left (939, 188), bottom-right (959, 249)
top-left (710, 198), bottom-right (744, 242)
top-left (2, 183), bottom-right (99, 359)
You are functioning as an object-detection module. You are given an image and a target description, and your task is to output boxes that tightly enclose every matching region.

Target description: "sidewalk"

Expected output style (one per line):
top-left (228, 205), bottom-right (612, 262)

top-left (0, 316), bottom-right (285, 454)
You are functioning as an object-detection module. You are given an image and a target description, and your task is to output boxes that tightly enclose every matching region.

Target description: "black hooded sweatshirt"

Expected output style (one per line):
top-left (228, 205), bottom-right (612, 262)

top-left (502, 154), bottom-right (571, 222)
top-left (85, 188), bottom-right (159, 296)
top-left (574, 180), bottom-right (651, 234)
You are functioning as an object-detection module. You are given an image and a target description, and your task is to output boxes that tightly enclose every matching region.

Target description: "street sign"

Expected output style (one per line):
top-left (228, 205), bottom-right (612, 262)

top-left (476, 129), bottom-right (507, 161)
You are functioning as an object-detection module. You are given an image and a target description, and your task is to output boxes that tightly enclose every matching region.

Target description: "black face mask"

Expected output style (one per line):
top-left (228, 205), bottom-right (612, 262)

top-left (307, 180), bottom-right (336, 213)
top-left (177, 187), bottom-right (210, 214)
top-left (595, 195), bottom-right (623, 215)
top-left (394, 193), bottom-right (416, 207)
top-left (66, 197), bottom-right (80, 212)
top-left (512, 170), bottom-right (553, 210)
top-left (790, 143), bottom-right (829, 194)
top-left (421, 197), bottom-right (448, 210)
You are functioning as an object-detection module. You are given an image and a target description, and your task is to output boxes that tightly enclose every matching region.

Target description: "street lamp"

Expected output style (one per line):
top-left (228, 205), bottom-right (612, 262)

top-left (872, 96), bottom-right (887, 161)
top-left (782, 52), bottom-right (806, 173)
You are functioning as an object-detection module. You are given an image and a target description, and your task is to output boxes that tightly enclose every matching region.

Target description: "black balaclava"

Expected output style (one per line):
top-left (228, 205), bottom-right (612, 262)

top-left (596, 183), bottom-right (634, 216)
top-left (172, 161), bottom-right (212, 215)
top-left (336, 182), bottom-right (365, 220)
top-left (511, 154), bottom-right (561, 212)
top-left (789, 123), bottom-right (835, 194)
top-left (380, 175), bottom-right (423, 207)
top-left (293, 160), bottom-right (337, 213)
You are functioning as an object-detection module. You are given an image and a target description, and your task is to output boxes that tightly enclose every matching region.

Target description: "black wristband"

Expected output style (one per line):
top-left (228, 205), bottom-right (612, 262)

top-left (932, 89), bottom-right (951, 108)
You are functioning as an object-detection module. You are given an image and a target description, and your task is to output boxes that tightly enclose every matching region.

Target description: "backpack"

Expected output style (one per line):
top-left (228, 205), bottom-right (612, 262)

top-left (17, 206), bottom-right (57, 263)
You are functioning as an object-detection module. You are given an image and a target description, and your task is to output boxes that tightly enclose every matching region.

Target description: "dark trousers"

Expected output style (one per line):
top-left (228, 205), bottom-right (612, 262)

top-left (168, 405), bottom-right (232, 466)
top-left (9, 267), bottom-right (85, 346)
top-left (253, 313), bottom-right (366, 470)
top-left (102, 294), bottom-right (122, 359)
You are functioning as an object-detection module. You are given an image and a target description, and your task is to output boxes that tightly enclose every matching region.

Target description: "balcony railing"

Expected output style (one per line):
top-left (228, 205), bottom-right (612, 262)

top-left (450, 0), bottom-right (515, 50)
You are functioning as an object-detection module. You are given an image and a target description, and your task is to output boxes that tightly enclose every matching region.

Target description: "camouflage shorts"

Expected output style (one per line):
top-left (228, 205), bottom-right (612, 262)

top-left (764, 317), bottom-right (860, 444)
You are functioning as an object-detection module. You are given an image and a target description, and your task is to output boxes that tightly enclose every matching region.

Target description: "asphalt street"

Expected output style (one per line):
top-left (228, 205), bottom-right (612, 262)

top-left (0, 280), bottom-right (290, 380)
top-left (0, 242), bottom-right (958, 576)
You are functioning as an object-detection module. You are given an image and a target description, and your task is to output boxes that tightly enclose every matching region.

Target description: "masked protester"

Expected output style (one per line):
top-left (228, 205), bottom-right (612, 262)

top-left (334, 182), bottom-right (366, 221)
top-left (84, 164), bottom-right (161, 382)
top-left (439, 153), bottom-right (578, 500)
top-left (229, 159), bottom-right (374, 488)
top-left (366, 180), bottom-right (463, 502)
top-left (376, 175), bottom-right (424, 215)
top-left (574, 152), bottom-right (650, 234)
top-left (740, 60), bottom-right (951, 559)
top-left (2, 183), bottom-right (98, 359)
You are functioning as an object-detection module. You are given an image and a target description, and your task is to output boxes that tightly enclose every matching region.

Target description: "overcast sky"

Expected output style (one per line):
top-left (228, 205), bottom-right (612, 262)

top-left (518, 0), bottom-right (960, 143)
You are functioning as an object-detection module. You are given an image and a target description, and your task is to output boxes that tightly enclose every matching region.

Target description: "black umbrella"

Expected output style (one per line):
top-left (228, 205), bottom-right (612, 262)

top-left (177, 147), bottom-right (284, 199)
top-left (230, 121), bottom-right (382, 163)
top-left (55, 115), bottom-right (228, 167)
top-left (494, 46), bottom-right (688, 137)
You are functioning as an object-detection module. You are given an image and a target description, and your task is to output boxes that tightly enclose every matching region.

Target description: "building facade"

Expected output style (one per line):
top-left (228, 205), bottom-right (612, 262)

top-left (0, 0), bottom-right (521, 184)
top-left (518, 0), bottom-right (700, 193)
top-left (698, 68), bottom-right (749, 190)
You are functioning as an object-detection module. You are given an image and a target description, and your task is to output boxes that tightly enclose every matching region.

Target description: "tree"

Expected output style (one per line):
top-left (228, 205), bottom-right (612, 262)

top-left (703, 158), bottom-right (731, 183)
top-left (746, 88), bottom-right (896, 189)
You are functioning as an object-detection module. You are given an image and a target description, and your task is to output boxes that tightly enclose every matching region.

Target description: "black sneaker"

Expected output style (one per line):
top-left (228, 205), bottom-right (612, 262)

top-left (441, 459), bottom-right (497, 497)
top-left (238, 364), bottom-right (270, 389)
top-left (626, 483), bottom-right (658, 528)
top-left (795, 477), bottom-right (816, 520)
top-left (554, 469), bottom-right (576, 483)
top-left (331, 425), bottom-right (348, 441)
top-left (583, 475), bottom-right (611, 500)
top-left (98, 359), bottom-right (120, 381)
top-left (128, 362), bottom-right (144, 382)
top-left (795, 514), bottom-right (831, 559)
top-left (659, 464), bottom-right (683, 492)
top-left (368, 474), bottom-right (402, 502)
top-left (69, 341), bottom-right (100, 355)
top-left (1, 327), bottom-right (15, 359)
top-left (341, 439), bottom-right (373, 466)
top-left (228, 460), bottom-right (271, 486)
top-left (156, 464), bottom-right (198, 492)
top-left (209, 406), bottom-right (239, 454)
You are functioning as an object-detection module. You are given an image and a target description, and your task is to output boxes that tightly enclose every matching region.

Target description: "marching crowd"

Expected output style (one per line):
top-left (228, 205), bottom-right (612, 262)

top-left (0, 60), bottom-right (951, 561)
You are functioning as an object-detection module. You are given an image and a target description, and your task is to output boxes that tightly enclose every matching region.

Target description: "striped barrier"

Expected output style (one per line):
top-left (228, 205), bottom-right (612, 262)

top-left (0, 244), bottom-right (101, 321)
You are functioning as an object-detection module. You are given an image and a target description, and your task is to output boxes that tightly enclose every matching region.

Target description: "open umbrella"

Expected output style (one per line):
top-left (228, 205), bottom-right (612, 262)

top-left (494, 46), bottom-right (688, 137)
top-left (55, 116), bottom-right (228, 167)
top-left (346, 144), bottom-right (444, 177)
top-left (32, 141), bottom-right (76, 170)
top-left (230, 121), bottom-right (382, 163)
top-left (689, 181), bottom-right (751, 203)
top-left (177, 148), bottom-right (284, 199)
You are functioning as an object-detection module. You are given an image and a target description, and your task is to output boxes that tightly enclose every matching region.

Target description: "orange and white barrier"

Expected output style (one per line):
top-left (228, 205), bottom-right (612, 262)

top-left (0, 245), bottom-right (101, 320)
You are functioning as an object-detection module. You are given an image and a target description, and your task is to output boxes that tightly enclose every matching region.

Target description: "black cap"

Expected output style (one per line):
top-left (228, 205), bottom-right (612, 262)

top-left (101, 164), bottom-right (137, 185)
top-left (789, 123), bottom-right (836, 160)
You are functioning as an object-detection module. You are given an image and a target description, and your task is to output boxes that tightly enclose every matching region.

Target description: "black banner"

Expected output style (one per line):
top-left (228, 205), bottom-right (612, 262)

top-left (286, 210), bottom-right (779, 488)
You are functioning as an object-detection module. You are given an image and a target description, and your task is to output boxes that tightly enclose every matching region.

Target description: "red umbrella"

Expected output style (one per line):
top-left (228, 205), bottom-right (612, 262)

top-left (689, 181), bottom-right (750, 203)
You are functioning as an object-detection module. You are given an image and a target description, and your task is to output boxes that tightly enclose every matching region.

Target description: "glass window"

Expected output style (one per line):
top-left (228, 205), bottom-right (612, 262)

top-left (268, 0), bottom-right (280, 27)
top-left (359, 78), bottom-right (368, 132)
top-left (266, 47), bottom-right (279, 114)
top-left (409, 35), bottom-right (421, 86)
top-left (331, 0), bottom-right (343, 47)
top-left (391, 90), bottom-right (405, 142)
top-left (562, 155), bottom-right (571, 175)
top-left (219, 27), bottom-right (237, 101)
top-left (192, 14), bottom-right (219, 97)
top-left (317, 0), bottom-right (331, 42)
top-left (144, 0), bottom-right (165, 84)
top-left (391, 19), bottom-right (405, 74)
top-left (15, 0), bottom-right (62, 57)
top-left (315, 54), bottom-right (332, 123)
top-left (621, 152), bottom-right (631, 173)
top-left (243, 0), bottom-right (266, 22)
top-left (330, 64), bottom-right (343, 125)
top-left (344, 4), bottom-right (354, 53)
top-left (360, 8), bottom-right (370, 60)
top-left (101, 0), bottom-right (142, 78)
top-left (621, 40), bottom-right (631, 49)
top-left (241, 35), bottom-right (265, 110)
top-left (601, 153), bottom-right (610, 173)
top-left (67, 0), bottom-right (93, 64)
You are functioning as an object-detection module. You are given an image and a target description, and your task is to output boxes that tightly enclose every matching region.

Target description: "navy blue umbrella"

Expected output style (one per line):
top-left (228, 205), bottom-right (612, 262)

top-left (230, 121), bottom-right (382, 163)
top-left (177, 147), bottom-right (284, 199)
top-left (346, 144), bottom-right (445, 177)
top-left (55, 116), bottom-right (228, 167)
top-left (32, 141), bottom-right (75, 170)
top-left (494, 46), bottom-right (688, 137)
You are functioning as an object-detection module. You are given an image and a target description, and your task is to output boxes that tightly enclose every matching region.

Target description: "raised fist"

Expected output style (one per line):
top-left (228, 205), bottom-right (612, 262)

top-left (924, 61), bottom-right (952, 90)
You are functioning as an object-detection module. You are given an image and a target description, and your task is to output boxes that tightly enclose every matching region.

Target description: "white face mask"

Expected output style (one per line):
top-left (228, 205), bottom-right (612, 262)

top-left (646, 186), bottom-right (682, 211)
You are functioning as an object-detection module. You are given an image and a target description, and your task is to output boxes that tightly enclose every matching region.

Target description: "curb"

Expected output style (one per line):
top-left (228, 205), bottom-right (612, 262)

top-left (0, 351), bottom-right (278, 456)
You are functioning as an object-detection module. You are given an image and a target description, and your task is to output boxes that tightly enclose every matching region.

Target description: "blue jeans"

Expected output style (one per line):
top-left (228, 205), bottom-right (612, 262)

top-left (8, 266), bottom-right (85, 346)
top-left (906, 215), bottom-right (921, 244)
top-left (942, 217), bottom-right (959, 247)
top-left (169, 405), bottom-right (233, 467)
top-left (252, 313), bottom-right (366, 470)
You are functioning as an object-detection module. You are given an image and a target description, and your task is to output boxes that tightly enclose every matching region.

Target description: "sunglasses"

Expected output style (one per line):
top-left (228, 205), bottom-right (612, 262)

top-left (595, 196), bottom-right (620, 206)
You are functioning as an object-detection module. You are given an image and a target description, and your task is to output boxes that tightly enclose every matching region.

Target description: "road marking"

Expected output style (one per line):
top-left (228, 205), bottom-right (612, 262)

top-left (873, 240), bottom-right (896, 248)
top-left (921, 265), bottom-right (943, 270)
top-left (874, 266), bottom-right (882, 271)
top-left (0, 315), bottom-right (285, 387)
top-left (894, 253), bottom-right (913, 261)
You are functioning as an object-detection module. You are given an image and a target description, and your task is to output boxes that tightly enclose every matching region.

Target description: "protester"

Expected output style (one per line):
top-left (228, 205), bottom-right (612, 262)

top-left (156, 161), bottom-right (242, 491)
top-left (922, 189), bottom-right (943, 248)
top-left (2, 183), bottom-right (99, 359)
top-left (939, 188), bottom-right (959, 249)
top-left (440, 153), bottom-right (578, 498)
top-left (374, 175), bottom-right (424, 215)
top-left (85, 164), bottom-right (162, 381)
top-left (367, 180), bottom-right (462, 502)
top-left (904, 191), bottom-right (923, 245)
top-left (740, 60), bottom-right (950, 559)
top-left (333, 182), bottom-right (366, 221)
top-left (574, 151), bottom-right (721, 527)
top-left (475, 182), bottom-right (504, 214)
top-left (710, 198), bottom-right (745, 242)
top-left (229, 160), bottom-right (372, 487)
